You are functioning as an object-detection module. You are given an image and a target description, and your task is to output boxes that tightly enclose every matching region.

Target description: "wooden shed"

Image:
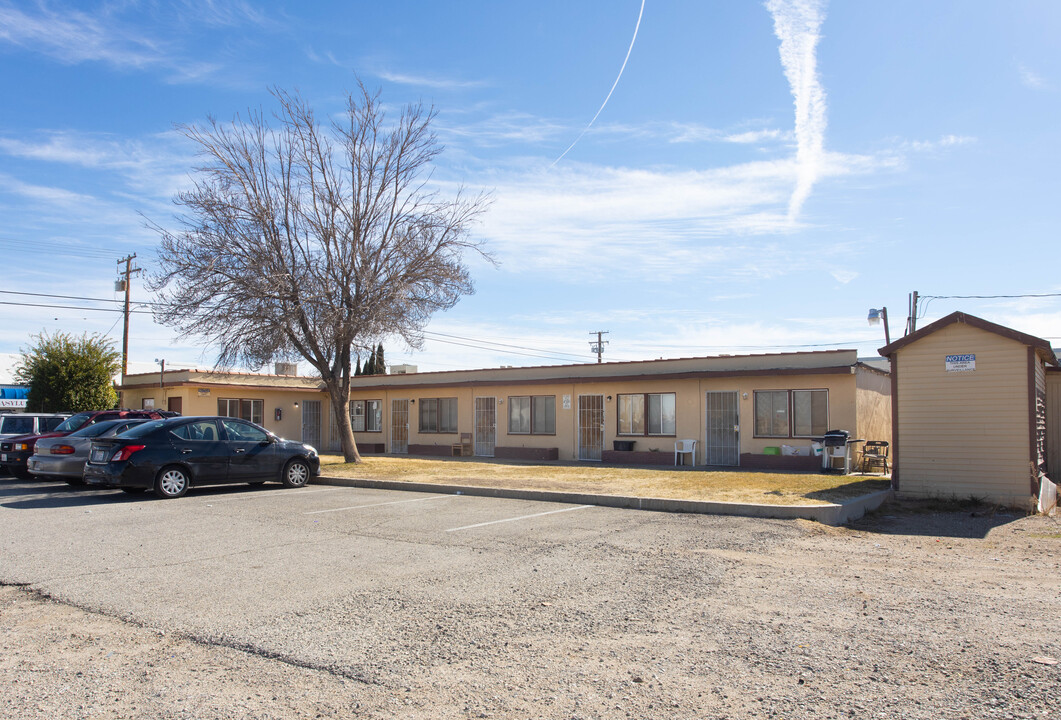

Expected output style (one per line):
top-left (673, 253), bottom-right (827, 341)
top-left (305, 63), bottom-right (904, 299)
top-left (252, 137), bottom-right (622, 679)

top-left (879, 312), bottom-right (1057, 508)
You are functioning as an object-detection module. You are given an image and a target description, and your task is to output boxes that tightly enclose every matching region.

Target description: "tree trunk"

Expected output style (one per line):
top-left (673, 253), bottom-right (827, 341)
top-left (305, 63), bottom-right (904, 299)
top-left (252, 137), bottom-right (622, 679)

top-left (324, 378), bottom-right (361, 463)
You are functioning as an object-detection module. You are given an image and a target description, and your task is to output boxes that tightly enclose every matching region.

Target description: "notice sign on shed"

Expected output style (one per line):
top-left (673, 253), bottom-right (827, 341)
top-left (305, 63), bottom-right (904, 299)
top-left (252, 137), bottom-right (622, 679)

top-left (945, 354), bottom-right (976, 372)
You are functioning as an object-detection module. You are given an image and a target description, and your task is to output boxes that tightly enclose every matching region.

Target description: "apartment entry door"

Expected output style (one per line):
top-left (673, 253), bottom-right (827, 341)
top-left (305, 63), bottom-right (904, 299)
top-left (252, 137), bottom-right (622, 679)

top-left (390, 399), bottom-right (409, 454)
top-left (474, 397), bottom-right (496, 457)
top-left (578, 394), bottom-right (604, 461)
top-left (704, 391), bottom-right (740, 466)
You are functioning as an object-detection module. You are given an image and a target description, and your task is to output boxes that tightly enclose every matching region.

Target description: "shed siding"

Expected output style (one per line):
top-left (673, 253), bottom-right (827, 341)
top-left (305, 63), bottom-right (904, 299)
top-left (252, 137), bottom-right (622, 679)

top-left (1046, 371), bottom-right (1061, 481)
top-left (895, 323), bottom-right (1032, 505)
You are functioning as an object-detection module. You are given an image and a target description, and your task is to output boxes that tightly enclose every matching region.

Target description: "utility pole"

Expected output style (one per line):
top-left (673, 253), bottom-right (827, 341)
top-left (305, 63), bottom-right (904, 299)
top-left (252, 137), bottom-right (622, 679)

top-left (905, 290), bottom-right (919, 336)
top-left (589, 331), bottom-right (609, 364)
top-left (116, 254), bottom-right (141, 378)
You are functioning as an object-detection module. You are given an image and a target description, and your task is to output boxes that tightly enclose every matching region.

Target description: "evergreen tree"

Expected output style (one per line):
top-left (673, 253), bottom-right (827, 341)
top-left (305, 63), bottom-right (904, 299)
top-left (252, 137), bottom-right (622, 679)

top-left (354, 356), bottom-right (362, 376)
top-left (362, 348), bottom-right (375, 376)
top-left (374, 343), bottom-right (386, 375)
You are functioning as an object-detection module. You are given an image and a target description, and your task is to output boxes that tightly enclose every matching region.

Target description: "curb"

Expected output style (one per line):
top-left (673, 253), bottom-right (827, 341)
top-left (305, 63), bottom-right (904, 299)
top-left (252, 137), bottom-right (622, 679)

top-left (313, 475), bottom-right (894, 526)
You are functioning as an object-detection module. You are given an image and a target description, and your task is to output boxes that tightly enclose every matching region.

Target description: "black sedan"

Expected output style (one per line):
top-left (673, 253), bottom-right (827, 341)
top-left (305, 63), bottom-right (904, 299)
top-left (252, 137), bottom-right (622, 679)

top-left (83, 416), bottom-right (320, 499)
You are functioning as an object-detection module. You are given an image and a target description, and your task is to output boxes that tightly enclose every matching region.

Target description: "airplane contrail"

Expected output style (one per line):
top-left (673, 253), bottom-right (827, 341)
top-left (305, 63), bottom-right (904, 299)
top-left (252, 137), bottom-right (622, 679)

top-left (767, 0), bottom-right (828, 221)
top-left (550, 0), bottom-right (646, 168)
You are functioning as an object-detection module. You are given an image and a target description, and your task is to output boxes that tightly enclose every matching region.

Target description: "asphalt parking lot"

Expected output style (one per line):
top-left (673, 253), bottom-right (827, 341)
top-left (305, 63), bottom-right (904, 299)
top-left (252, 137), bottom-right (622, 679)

top-left (1, 473), bottom-right (1058, 719)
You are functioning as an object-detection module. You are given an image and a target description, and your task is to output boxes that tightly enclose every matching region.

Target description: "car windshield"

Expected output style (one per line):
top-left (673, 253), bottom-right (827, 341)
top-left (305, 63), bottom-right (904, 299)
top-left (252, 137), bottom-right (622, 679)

top-left (54, 412), bottom-right (94, 433)
top-left (0, 416), bottom-right (35, 435)
top-left (68, 420), bottom-right (125, 438)
top-left (118, 419), bottom-right (168, 438)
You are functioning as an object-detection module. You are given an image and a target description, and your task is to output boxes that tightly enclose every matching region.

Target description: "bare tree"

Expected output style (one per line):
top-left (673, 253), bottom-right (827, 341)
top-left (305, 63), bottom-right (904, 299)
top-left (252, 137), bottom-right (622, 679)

top-left (148, 85), bottom-right (491, 462)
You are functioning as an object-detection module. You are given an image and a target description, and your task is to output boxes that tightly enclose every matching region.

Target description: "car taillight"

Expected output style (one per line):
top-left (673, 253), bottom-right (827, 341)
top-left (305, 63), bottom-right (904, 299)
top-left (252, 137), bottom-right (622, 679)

top-left (110, 445), bottom-right (146, 462)
top-left (51, 445), bottom-right (76, 455)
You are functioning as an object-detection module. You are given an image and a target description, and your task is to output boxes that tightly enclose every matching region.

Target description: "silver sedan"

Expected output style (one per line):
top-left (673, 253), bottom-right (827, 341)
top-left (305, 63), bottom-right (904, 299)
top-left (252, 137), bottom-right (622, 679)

top-left (28, 419), bottom-right (149, 484)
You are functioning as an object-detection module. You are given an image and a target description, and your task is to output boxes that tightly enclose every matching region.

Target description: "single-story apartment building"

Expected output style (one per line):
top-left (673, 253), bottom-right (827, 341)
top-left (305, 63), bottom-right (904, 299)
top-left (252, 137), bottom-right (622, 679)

top-left (120, 350), bottom-right (891, 469)
top-left (120, 367), bottom-right (325, 443)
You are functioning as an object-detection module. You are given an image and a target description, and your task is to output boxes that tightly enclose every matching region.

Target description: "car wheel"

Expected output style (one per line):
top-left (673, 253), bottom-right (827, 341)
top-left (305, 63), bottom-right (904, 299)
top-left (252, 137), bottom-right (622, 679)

top-left (282, 459), bottom-right (310, 488)
top-left (154, 466), bottom-right (190, 499)
top-left (11, 467), bottom-right (31, 480)
top-left (121, 487), bottom-right (147, 494)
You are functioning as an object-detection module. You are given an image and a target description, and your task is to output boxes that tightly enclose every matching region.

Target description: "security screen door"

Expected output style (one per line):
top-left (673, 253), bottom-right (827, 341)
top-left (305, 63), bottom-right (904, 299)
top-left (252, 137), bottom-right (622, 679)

top-left (390, 399), bottom-right (409, 454)
top-left (704, 391), bottom-right (740, 466)
top-left (578, 394), bottom-right (605, 461)
top-left (301, 400), bottom-right (321, 449)
top-left (474, 397), bottom-right (496, 457)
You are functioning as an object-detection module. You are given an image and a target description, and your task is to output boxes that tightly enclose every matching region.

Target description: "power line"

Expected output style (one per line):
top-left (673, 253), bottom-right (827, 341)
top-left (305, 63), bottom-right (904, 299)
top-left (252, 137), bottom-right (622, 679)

top-left (918, 292), bottom-right (1061, 319)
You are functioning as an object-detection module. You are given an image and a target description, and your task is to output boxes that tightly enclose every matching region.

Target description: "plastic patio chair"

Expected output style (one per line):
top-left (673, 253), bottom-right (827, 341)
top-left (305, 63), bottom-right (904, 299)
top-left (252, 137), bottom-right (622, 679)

top-left (674, 439), bottom-right (697, 466)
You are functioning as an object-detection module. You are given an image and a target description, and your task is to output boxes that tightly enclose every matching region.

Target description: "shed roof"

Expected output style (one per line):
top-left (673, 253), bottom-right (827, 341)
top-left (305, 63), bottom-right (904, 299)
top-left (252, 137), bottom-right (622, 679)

top-left (878, 311), bottom-right (1058, 366)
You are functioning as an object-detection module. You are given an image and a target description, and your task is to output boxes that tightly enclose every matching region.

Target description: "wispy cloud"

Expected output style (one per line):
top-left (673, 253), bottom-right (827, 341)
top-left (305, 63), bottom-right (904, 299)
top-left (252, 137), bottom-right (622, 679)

top-left (0, 2), bottom-right (237, 82)
top-left (723, 128), bottom-right (790, 144)
top-left (467, 149), bottom-right (881, 279)
top-left (0, 173), bottom-right (95, 205)
top-left (177, 0), bottom-right (272, 28)
top-left (766, 0), bottom-right (828, 221)
top-left (439, 113), bottom-right (790, 151)
top-left (0, 130), bottom-right (194, 200)
top-left (376, 69), bottom-right (487, 90)
top-left (893, 134), bottom-right (976, 154)
top-left (1017, 63), bottom-right (1049, 90)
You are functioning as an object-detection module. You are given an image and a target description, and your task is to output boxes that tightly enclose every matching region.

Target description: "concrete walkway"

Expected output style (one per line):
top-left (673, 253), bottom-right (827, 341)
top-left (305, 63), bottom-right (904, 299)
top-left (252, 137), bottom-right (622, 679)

top-left (315, 474), bottom-right (893, 526)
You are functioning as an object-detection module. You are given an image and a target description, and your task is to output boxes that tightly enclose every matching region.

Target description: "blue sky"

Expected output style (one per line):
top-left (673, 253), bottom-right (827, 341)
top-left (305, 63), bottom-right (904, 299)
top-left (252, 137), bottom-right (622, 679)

top-left (1, 0), bottom-right (1060, 381)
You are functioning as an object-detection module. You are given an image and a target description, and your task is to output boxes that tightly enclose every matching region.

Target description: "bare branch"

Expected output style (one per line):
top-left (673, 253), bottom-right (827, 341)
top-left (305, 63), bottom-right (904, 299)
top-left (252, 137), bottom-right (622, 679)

top-left (148, 85), bottom-right (492, 461)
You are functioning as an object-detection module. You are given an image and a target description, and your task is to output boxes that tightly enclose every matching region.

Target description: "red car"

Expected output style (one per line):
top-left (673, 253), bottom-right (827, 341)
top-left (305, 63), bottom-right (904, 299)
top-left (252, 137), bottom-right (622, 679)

top-left (1, 409), bottom-right (175, 479)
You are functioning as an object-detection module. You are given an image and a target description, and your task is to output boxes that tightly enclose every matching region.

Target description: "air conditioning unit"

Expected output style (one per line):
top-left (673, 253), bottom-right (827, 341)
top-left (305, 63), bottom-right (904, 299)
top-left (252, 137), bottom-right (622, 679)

top-left (389, 364), bottom-right (417, 375)
top-left (274, 362), bottom-right (299, 376)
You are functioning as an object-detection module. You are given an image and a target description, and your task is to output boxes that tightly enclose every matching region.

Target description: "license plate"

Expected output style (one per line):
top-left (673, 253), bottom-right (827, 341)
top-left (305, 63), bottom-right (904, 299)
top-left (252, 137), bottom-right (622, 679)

top-left (90, 448), bottom-right (108, 463)
top-left (1, 453), bottom-right (6, 461)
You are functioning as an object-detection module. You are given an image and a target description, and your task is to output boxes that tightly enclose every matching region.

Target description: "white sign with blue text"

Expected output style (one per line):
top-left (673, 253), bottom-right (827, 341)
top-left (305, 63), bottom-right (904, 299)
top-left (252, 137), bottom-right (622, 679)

top-left (945, 354), bottom-right (976, 372)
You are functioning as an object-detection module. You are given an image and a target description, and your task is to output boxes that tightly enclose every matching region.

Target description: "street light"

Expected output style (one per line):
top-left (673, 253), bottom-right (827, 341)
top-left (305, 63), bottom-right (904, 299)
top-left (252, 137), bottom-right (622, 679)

top-left (867, 308), bottom-right (890, 346)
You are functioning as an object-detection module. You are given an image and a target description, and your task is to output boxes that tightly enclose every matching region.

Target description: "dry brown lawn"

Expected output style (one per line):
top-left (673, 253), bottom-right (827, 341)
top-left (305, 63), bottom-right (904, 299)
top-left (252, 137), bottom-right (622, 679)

top-left (318, 455), bottom-right (890, 506)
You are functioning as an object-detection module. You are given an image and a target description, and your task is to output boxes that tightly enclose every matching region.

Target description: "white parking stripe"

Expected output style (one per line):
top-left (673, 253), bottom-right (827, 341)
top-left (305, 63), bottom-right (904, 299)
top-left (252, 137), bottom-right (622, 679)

top-left (303, 494), bottom-right (453, 515)
top-left (445, 505), bottom-right (593, 532)
top-left (198, 487), bottom-right (342, 504)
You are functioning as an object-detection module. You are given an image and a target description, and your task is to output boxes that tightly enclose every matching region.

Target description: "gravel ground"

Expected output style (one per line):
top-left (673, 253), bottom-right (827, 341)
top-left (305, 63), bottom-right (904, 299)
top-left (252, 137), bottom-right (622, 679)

top-left (1, 494), bottom-right (1058, 720)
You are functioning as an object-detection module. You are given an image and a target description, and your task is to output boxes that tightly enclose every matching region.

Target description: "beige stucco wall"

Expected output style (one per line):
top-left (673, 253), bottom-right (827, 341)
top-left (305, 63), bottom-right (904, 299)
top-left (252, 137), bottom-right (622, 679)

top-left (893, 323), bottom-right (1034, 506)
